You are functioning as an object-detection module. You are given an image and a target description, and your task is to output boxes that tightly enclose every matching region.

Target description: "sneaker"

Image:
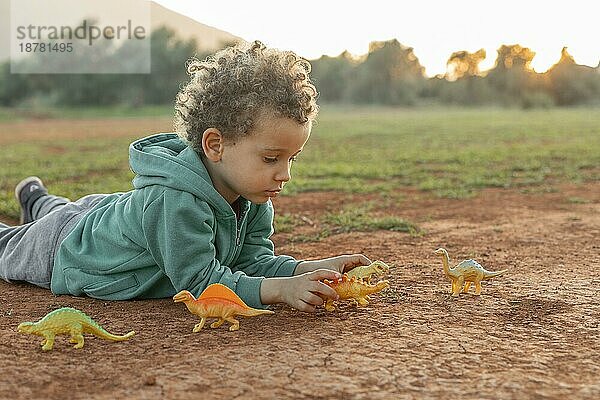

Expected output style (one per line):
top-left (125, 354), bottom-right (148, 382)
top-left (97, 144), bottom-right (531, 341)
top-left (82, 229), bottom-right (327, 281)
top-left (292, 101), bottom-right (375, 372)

top-left (14, 176), bottom-right (48, 224)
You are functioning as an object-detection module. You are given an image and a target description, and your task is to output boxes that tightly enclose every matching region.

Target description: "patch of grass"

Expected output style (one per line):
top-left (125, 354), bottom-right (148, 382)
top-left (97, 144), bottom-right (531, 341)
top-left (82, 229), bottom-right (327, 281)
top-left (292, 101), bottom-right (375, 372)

top-left (274, 214), bottom-right (301, 234)
top-left (275, 202), bottom-right (422, 243)
top-left (291, 229), bottom-right (334, 243)
top-left (49, 105), bottom-right (174, 119)
top-left (283, 177), bottom-right (392, 195)
top-left (285, 107), bottom-right (600, 197)
top-left (324, 203), bottom-right (422, 235)
top-left (519, 186), bottom-right (559, 194)
top-left (0, 136), bottom-right (135, 220)
top-left (566, 197), bottom-right (589, 204)
top-left (0, 105), bottom-right (173, 121)
top-left (0, 107), bottom-right (21, 122)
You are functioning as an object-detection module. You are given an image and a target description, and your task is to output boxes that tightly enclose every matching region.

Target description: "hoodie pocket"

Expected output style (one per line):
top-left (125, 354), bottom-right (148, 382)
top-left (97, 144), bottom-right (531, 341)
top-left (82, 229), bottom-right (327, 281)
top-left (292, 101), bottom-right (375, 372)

top-left (83, 274), bottom-right (139, 299)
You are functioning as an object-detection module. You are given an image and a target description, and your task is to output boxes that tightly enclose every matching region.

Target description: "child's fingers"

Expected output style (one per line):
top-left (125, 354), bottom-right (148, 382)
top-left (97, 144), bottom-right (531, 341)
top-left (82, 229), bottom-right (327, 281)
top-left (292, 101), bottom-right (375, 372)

top-left (358, 254), bottom-right (372, 265)
top-left (343, 254), bottom-right (372, 272)
top-left (351, 254), bottom-right (371, 266)
top-left (307, 269), bottom-right (341, 281)
top-left (295, 300), bottom-right (317, 313)
top-left (309, 281), bottom-right (339, 300)
top-left (302, 292), bottom-right (324, 306)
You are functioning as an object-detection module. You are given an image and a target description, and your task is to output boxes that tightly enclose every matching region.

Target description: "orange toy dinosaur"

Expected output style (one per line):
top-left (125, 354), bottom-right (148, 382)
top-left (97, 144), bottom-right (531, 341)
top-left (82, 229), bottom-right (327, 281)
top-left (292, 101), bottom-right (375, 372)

top-left (322, 275), bottom-right (389, 311)
top-left (173, 284), bottom-right (274, 332)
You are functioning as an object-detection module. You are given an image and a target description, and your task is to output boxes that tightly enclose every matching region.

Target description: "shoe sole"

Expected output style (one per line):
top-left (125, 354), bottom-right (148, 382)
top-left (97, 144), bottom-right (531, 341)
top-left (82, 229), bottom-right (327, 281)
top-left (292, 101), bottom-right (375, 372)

top-left (14, 176), bottom-right (44, 225)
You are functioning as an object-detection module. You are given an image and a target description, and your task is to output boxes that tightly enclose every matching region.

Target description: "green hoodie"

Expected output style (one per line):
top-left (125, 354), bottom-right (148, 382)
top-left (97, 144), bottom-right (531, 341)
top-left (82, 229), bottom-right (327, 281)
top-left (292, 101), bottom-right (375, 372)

top-left (50, 133), bottom-right (299, 308)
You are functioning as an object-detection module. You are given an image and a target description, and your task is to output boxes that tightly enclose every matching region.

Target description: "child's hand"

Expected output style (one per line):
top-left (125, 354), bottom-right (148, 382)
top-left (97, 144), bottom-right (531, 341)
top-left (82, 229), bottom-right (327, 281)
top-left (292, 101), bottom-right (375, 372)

top-left (294, 254), bottom-right (372, 275)
top-left (261, 269), bottom-right (341, 312)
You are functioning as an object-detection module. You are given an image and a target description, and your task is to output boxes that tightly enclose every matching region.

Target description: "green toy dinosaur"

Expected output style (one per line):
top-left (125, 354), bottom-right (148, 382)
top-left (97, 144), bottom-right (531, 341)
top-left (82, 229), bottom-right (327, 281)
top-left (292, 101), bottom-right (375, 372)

top-left (17, 307), bottom-right (135, 351)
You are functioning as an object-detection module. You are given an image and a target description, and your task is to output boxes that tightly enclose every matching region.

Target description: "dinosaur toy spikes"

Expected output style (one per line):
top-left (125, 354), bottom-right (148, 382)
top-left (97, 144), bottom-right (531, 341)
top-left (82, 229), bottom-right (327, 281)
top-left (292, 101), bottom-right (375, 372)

top-left (322, 275), bottom-right (389, 311)
top-left (434, 248), bottom-right (507, 297)
top-left (174, 284), bottom-right (274, 332)
top-left (17, 307), bottom-right (135, 351)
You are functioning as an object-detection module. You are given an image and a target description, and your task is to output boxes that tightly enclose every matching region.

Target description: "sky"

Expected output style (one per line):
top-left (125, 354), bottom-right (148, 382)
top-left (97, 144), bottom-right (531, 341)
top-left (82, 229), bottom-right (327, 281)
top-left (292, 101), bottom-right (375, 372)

top-left (155, 0), bottom-right (598, 77)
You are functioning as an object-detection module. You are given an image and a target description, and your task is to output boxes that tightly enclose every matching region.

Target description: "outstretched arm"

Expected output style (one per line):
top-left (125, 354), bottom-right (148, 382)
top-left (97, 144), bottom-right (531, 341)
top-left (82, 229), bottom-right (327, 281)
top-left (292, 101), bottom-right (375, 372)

top-left (294, 254), bottom-right (372, 276)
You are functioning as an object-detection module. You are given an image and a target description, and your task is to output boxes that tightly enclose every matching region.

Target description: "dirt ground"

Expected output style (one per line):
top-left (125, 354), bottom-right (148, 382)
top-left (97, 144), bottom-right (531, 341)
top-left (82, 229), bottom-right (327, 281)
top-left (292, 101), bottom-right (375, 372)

top-left (0, 182), bottom-right (599, 399)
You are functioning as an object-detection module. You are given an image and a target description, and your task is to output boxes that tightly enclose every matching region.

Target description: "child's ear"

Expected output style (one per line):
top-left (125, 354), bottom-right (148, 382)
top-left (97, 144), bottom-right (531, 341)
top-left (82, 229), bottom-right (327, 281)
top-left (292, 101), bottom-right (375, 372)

top-left (201, 128), bottom-right (224, 162)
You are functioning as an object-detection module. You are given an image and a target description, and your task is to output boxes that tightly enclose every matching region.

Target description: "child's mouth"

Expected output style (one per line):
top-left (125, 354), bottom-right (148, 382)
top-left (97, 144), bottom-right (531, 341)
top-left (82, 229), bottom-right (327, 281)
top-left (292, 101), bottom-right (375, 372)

top-left (265, 190), bottom-right (281, 197)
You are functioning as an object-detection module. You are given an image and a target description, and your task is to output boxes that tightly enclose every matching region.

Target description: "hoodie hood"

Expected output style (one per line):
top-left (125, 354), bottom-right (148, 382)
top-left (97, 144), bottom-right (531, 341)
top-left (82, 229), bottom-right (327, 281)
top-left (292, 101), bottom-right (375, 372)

top-left (129, 133), bottom-right (232, 214)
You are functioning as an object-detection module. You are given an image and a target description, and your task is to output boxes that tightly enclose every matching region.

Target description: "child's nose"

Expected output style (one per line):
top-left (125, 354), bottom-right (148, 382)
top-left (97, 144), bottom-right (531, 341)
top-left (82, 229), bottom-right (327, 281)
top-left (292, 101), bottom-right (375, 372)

top-left (275, 165), bottom-right (291, 182)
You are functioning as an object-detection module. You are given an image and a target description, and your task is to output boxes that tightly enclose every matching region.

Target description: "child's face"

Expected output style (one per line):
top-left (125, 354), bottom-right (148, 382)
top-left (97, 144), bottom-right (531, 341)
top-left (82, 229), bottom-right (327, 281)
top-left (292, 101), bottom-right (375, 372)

top-left (208, 115), bottom-right (311, 204)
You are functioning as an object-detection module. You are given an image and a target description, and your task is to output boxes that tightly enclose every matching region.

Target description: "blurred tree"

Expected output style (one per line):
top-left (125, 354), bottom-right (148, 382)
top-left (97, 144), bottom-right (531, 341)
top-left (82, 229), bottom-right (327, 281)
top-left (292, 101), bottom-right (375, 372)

top-left (134, 26), bottom-right (201, 105)
top-left (310, 51), bottom-right (356, 102)
top-left (440, 48), bottom-right (493, 105)
top-left (0, 26), bottom-right (202, 107)
top-left (0, 63), bottom-right (32, 106)
top-left (495, 44), bottom-right (536, 70)
top-left (433, 76), bottom-right (497, 106)
top-left (546, 47), bottom-right (600, 106)
top-left (3, 33), bottom-right (600, 108)
top-left (486, 44), bottom-right (539, 106)
top-left (346, 39), bottom-right (425, 105)
top-left (445, 48), bottom-right (486, 81)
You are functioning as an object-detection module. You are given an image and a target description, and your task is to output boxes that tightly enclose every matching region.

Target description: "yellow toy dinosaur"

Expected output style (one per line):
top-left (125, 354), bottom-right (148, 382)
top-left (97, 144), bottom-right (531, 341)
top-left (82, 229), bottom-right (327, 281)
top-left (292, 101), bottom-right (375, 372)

top-left (434, 248), bottom-right (507, 296)
top-left (322, 275), bottom-right (389, 311)
top-left (17, 307), bottom-right (135, 351)
top-left (173, 284), bottom-right (274, 332)
top-left (345, 260), bottom-right (390, 283)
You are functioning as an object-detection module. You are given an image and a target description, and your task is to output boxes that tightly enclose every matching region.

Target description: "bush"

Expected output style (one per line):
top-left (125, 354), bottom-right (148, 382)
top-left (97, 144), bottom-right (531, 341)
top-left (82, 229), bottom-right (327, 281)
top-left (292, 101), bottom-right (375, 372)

top-left (521, 91), bottom-right (555, 109)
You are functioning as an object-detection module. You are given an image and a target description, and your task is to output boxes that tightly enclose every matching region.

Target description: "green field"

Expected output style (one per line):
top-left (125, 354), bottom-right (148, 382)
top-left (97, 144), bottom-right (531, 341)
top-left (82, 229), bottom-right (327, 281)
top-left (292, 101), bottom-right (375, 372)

top-left (0, 105), bottom-right (174, 121)
top-left (294, 106), bottom-right (600, 196)
top-left (1, 107), bottom-right (599, 226)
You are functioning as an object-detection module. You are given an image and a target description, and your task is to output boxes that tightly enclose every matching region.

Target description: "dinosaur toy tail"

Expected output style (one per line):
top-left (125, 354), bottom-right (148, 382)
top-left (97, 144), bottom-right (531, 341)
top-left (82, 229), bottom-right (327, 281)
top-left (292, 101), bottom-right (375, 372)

top-left (484, 269), bottom-right (508, 279)
top-left (240, 309), bottom-right (275, 317)
top-left (92, 329), bottom-right (136, 341)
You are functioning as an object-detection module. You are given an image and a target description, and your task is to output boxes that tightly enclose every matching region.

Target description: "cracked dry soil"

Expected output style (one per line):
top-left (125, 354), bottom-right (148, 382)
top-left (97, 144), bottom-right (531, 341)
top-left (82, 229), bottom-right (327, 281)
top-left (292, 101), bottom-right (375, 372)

top-left (1, 183), bottom-right (599, 399)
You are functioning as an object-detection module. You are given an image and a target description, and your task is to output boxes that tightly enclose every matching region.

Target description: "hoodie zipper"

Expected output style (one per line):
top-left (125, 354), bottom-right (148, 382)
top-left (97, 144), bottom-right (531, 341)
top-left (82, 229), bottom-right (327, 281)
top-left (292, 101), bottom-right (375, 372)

top-left (235, 204), bottom-right (249, 247)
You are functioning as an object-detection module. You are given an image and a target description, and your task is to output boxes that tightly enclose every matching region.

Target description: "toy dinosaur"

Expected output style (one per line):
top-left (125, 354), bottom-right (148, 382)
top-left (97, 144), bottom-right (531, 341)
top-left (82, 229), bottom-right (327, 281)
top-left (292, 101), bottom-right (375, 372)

top-left (322, 275), bottom-right (389, 311)
top-left (173, 283), bottom-right (274, 332)
top-left (434, 248), bottom-right (507, 296)
top-left (345, 260), bottom-right (390, 283)
top-left (17, 307), bottom-right (135, 351)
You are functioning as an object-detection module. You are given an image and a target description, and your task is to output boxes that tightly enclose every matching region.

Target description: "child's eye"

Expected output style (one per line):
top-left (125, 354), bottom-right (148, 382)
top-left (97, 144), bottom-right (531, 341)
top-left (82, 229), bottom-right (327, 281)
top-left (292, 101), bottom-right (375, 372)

top-left (263, 157), bottom-right (277, 163)
top-left (290, 156), bottom-right (298, 163)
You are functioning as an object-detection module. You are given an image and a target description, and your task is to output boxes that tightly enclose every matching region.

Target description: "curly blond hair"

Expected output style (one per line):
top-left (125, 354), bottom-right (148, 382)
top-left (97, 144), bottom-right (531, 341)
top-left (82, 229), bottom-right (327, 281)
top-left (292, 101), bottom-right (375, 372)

top-left (174, 40), bottom-right (319, 154)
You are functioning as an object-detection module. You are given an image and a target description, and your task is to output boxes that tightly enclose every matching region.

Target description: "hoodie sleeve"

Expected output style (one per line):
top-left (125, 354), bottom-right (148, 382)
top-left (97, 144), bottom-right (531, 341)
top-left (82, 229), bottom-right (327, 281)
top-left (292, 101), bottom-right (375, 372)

top-left (141, 190), bottom-right (266, 308)
top-left (232, 201), bottom-right (300, 278)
